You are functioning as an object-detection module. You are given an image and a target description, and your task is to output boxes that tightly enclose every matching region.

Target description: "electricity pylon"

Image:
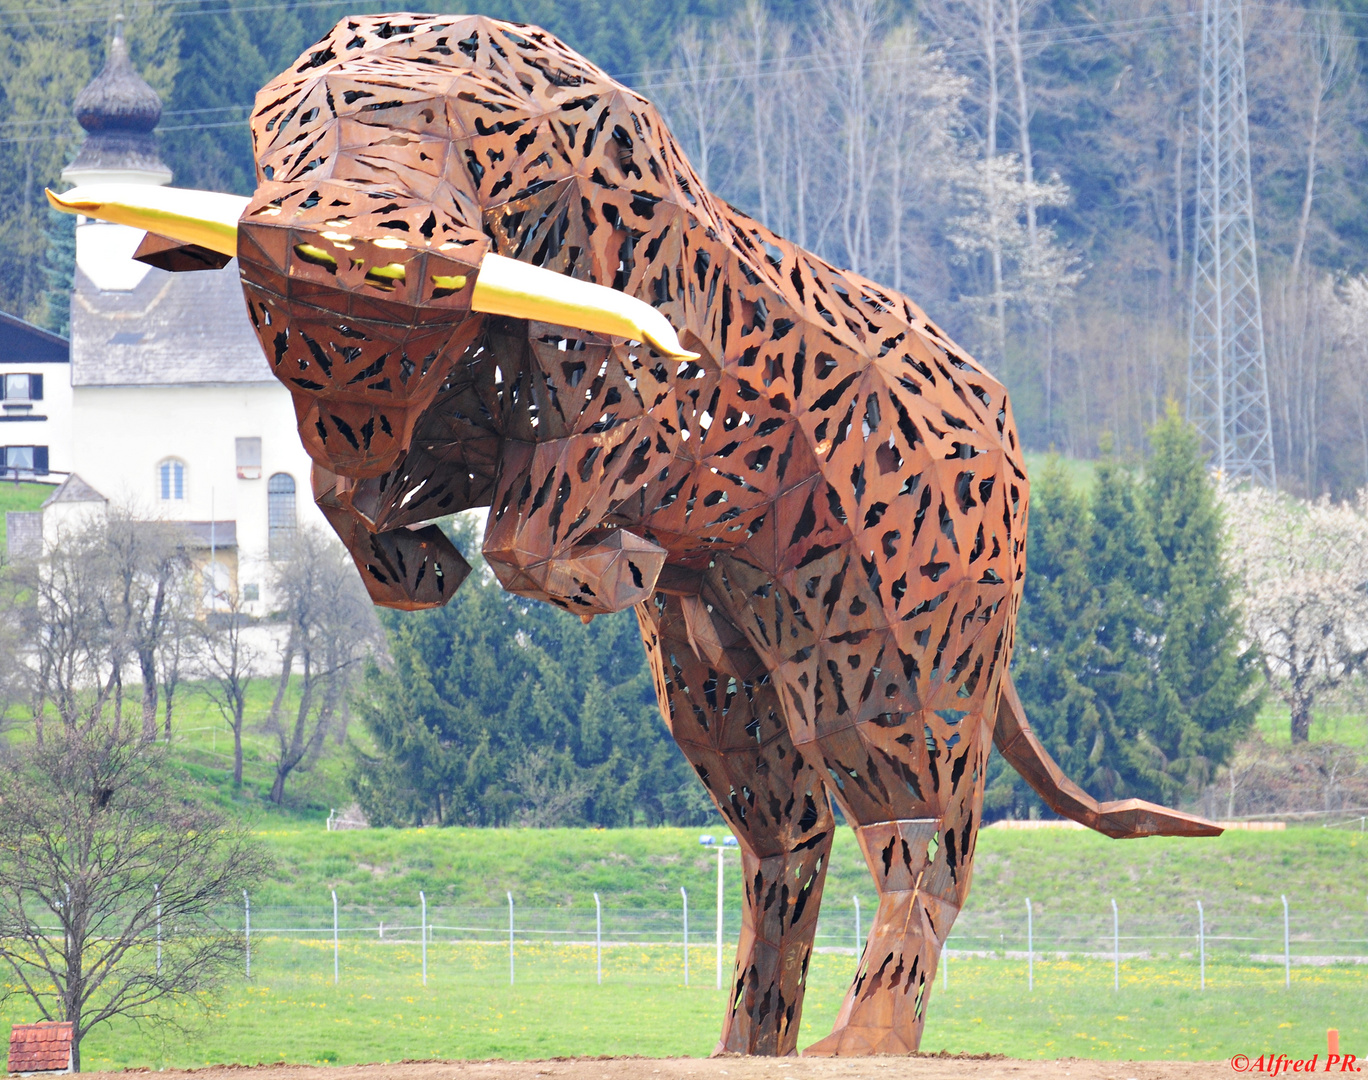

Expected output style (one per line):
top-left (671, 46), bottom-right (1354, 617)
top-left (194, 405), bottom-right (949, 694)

top-left (1187, 0), bottom-right (1276, 488)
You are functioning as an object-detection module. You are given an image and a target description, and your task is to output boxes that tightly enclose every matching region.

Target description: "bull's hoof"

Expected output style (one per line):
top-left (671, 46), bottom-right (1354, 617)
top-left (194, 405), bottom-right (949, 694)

top-left (803, 1027), bottom-right (915, 1056)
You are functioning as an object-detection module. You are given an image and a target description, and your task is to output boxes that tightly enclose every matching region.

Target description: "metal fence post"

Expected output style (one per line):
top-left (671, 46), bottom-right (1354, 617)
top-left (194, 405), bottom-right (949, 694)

top-left (1111, 898), bottom-right (1118, 992)
top-left (595, 892), bottom-right (602, 985)
top-left (1026, 898), bottom-right (1034, 992)
top-left (1197, 900), bottom-right (1205, 990)
top-left (853, 895), bottom-right (861, 955)
top-left (681, 887), bottom-right (689, 987)
top-left (420, 890), bottom-right (427, 987)
top-left (243, 890), bottom-right (250, 978)
top-left (508, 891), bottom-right (515, 986)
top-left (1282, 894), bottom-right (1290, 987)
top-left (155, 884), bottom-right (162, 977)
top-left (332, 890), bottom-right (339, 985)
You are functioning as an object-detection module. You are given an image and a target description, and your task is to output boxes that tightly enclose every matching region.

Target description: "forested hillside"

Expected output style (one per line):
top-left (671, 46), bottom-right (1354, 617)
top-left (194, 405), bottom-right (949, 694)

top-left (5, 0), bottom-right (1368, 492)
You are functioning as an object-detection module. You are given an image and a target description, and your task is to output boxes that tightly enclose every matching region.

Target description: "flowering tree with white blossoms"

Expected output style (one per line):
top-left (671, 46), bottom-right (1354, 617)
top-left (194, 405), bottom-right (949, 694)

top-left (1223, 486), bottom-right (1368, 743)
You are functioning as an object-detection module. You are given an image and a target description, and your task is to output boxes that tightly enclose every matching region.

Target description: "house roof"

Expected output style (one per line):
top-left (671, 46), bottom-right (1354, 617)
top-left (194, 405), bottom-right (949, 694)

top-left (0, 311), bottom-right (70, 365)
top-left (71, 261), bottom-right (272, 387)
top-left (8, 1021), bottom-right (73, 1074)
top-left (41, 474), bottom-right (107, 508)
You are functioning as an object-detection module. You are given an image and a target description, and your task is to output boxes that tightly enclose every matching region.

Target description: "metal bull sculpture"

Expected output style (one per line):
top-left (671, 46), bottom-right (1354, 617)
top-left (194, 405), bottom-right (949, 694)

top-left (51, 13), bottom-right (1220, 1057)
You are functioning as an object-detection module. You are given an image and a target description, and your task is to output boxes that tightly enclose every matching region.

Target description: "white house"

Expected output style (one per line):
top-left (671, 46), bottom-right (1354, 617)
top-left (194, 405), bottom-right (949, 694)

top-left (46, 18), bottom-right (324, 612)
top-left (0, 311), bottom-right (71, 480)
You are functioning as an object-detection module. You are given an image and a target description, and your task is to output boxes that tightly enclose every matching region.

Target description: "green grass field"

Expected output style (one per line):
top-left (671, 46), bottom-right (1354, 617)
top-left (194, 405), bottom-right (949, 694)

top-left (245, 825), bottom-right (1368, 920)
top-left (10, 940), bottom-right (1360, 1069)
top-left (1022, 452), bottom-right (1100, 492)
top-left (162, 678), bottom-right (362, 821)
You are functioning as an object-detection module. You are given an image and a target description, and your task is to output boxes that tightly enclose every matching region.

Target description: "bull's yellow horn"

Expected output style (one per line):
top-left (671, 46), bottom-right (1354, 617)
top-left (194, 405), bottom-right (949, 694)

top-left (46, 184), bottom-right (246, 258)
top-left (45, 184), bottom-right (698, 360)
top-left (470, 254), bottom-right (698, 361)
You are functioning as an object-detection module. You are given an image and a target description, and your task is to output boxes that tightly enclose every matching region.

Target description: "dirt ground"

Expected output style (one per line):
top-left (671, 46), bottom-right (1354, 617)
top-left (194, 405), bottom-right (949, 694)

top-left (81, 1055), bottom-right (1232, 1080)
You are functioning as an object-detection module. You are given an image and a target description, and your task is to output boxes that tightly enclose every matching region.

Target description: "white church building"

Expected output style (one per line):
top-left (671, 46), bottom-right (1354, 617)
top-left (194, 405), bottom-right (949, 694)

top-left (18, 19), bottom-right (324, 612)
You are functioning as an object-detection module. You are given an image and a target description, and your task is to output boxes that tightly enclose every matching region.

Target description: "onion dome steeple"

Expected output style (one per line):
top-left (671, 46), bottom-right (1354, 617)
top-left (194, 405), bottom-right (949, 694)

top-left (62, 16), bottom-right (172, 187)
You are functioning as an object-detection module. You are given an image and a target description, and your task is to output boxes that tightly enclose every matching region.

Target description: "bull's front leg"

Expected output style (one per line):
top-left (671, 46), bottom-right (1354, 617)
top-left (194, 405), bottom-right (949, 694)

top-left (637, 587), bottom-right (834, 1056)
top-left (312, 464), bottom-right (472, 610)
top-left (481, 437), bottom-right (668, 616)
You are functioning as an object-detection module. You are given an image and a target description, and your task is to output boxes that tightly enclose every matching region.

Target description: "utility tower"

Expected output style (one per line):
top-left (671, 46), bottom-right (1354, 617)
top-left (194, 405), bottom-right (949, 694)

top-left (1188, 0), bottom-right (1276, 488)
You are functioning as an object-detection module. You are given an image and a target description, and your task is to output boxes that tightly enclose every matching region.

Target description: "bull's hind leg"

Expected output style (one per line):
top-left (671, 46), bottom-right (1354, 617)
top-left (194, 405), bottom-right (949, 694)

top-left (721, 559), bottom-right (1005, 1055)
top-left (637, 590), bottom-right (835, 1056)
top-left (794, 655), bottom-right (993, 1056)
top-left (802, 812), bottom-right (975, 1055)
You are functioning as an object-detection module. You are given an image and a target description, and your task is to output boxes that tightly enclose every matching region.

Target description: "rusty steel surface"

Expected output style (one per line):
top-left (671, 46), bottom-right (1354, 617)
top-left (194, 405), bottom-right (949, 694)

top-left (212, 13), bottom-right (1218, 1057)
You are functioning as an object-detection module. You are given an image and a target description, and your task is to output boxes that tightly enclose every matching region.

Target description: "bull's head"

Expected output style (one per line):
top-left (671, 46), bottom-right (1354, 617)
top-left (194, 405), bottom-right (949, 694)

top-left (50, 15), bottom-right (703, 616)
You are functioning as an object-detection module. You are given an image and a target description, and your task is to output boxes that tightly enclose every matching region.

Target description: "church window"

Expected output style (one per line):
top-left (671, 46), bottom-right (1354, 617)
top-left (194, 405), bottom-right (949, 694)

top-left (158, 458), bottom-right (186, 500)
top-left (268, 472), bottom-right (296, 558)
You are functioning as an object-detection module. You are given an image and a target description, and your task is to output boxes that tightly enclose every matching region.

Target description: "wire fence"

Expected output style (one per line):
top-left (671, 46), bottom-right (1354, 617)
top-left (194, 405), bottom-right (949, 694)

top-left (220, 894), bottom-right (1368, 987)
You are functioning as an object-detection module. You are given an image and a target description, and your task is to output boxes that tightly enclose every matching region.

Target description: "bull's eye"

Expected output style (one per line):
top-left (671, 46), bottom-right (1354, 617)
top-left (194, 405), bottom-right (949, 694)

top-left (364, 262), bottom-right (407, 289)
top-left (294, 243), bottom-right (338, 272)
top-left (431, 274), bottom-right (467, 298)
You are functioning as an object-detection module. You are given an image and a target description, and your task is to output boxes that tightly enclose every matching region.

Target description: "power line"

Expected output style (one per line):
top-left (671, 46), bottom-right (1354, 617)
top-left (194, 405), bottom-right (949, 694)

top-left (0, 9), bottom-right (1200, 144)
top-left (0, 4), bottom-right (1358, 146)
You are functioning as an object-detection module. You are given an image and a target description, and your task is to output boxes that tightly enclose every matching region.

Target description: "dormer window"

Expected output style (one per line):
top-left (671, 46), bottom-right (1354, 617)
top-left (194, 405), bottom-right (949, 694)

top-left (158, 458), bottom-right (186, 501)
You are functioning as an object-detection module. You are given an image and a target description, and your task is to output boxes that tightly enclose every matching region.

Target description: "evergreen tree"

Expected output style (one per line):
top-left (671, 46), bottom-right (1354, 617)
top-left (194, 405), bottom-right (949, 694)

top-left (986, 458), bottom-right (1103, 817)
top-left (161, 1), bottom-right (308, 196)
top-left (37, 205), bottom-right (74, 335)
top-left (350, 516), bottom-right (707, 827)
top-left (1127, 405), bottom-right (1261, 798)
top-left (1084, 446), bottom-right (1155, 799)
top-left (993, 410), bottom-right (1259, 816)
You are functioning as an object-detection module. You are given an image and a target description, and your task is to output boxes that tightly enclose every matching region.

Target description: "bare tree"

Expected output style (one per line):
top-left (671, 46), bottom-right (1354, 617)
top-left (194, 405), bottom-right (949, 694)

top-left (1003, 0), bottom-right (1048, 260)
top-left (741, 0), bottom-right (773, 225)
top-left (656, 21), bottom-right (741, 191)
top-left (6, 515), bottom-right (121, 739)
top-left (159, 595), bottom-right (193, 742)
top-left (265, 529), bottom-right (381, 804)
top-left (1289, 14), bottom-right (1354, 280)
top-left (924, 0), bottom-right (1008, 354)
top-left (101, 512), bottom-right (193, 741)
top-left (0, 721), bottom-right (268, 1072)
top-left (2, 510), bottom-right (193, 742)
top-left (197, 590), bottom-right (264, 788)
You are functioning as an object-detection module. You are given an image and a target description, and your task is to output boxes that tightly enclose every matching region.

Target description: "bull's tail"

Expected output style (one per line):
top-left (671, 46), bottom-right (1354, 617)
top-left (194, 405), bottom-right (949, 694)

top-left (993, 674), bottom-right (1222, 838)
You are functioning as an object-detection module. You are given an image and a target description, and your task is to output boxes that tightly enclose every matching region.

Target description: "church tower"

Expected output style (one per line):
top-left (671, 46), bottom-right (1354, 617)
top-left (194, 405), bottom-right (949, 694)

top-left (62, 16), bottom-right (172, 292)
top-left (63, 14), bottom-right (172, 188)
top-left (59, 16), bottom-right (318, 614)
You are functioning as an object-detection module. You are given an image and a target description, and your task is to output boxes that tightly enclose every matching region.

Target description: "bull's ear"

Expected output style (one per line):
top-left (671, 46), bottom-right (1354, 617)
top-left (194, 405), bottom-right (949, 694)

top-left (133, 231), bottom-right (233, 273)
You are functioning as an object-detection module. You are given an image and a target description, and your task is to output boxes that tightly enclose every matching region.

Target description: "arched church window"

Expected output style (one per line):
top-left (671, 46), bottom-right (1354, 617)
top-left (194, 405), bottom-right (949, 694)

top-left (158, 458), bottom-right (186, 501)
top-left (268, 472), bottom-right (296, 558)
